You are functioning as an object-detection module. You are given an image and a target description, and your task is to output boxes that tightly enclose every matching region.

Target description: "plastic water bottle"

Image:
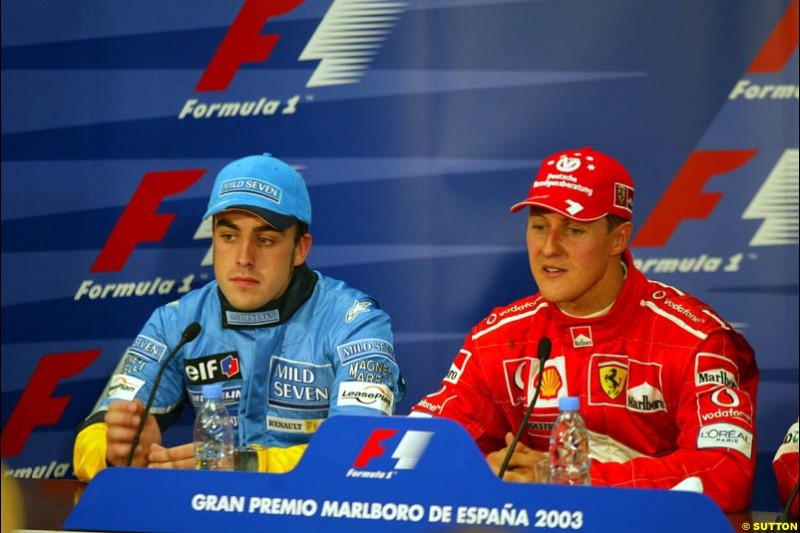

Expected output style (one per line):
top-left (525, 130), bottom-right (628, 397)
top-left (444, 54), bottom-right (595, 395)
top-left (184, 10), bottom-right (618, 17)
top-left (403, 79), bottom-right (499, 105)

top-left (194, 383), bottom-right (234, 471)
top-left (549, 396), bottom-right (591, 485)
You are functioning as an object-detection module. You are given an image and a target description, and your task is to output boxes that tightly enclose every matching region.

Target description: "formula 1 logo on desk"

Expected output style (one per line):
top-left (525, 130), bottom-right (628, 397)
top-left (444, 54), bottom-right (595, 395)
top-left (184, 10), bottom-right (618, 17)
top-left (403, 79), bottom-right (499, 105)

top-left (347, 429), bottom-right (433, 480)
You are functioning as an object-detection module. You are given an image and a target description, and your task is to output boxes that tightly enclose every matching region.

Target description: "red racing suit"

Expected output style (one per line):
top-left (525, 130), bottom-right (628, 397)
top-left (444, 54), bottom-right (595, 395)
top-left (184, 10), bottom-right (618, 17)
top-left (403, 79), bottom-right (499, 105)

top-left (411, 251), bottom-right (758, 512)
top-left (772, 420), bottom-right (799, 519)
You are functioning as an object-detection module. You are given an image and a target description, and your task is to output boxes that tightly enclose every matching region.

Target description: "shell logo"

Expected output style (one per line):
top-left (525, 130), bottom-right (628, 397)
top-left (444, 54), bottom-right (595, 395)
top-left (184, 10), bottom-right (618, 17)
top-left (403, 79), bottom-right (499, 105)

top-left (538, 367), bottom-right (563, 399)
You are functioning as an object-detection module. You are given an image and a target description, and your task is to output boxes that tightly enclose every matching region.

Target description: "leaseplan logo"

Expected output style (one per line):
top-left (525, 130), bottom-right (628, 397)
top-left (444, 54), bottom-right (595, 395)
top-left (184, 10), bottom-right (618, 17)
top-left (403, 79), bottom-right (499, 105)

top-left (179, 0), bottom-right (407, 120)
top-left (346, 429), bottom-right (433, 480)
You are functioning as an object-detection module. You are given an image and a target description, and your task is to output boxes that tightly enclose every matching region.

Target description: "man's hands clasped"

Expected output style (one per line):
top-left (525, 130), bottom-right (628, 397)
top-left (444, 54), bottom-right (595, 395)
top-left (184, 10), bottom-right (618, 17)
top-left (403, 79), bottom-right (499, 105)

top-left (104, 400), bottom-right (194, 469)
top-left (486, 432), bottom-right (549, 483)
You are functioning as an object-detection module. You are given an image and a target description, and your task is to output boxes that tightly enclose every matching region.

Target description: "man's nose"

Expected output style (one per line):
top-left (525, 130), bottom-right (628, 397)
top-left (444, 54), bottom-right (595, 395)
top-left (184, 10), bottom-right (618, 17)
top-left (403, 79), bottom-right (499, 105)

top-left (540, 229), bottom-right (563, 256)
top-left (236, 239), bottom-right (255, 266)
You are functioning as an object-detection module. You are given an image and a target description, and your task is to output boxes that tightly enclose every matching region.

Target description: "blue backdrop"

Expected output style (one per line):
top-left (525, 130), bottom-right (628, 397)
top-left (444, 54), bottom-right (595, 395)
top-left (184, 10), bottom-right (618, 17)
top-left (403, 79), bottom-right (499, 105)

top-left (2, 0), bottom-right (797, 513)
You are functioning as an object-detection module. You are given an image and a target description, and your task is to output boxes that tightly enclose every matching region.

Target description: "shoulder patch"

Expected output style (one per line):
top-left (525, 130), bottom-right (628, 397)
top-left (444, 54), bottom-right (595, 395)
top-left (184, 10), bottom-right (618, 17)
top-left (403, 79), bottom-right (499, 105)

top-left (107, 374), bottom-right (145, 401)
top-left (695, 353), bottom-right (739, 389)
top-left (336, 338), bottom-right (395, 364)
top-left (473, 296), bottom-right (547, 341)
top-left (128, 335), bottom-right (168, 363)
top-left (641, 285), bottom-right (732, 339)
top-left (345, 299), bottom-right (372, 323)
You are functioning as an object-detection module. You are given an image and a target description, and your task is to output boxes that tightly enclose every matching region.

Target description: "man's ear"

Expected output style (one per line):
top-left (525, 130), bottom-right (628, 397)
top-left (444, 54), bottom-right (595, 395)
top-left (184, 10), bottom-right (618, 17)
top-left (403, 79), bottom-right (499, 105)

top-left (612, 222), bottom-right (633, 255)
top-left (293, 232), bottom-right (312, 266)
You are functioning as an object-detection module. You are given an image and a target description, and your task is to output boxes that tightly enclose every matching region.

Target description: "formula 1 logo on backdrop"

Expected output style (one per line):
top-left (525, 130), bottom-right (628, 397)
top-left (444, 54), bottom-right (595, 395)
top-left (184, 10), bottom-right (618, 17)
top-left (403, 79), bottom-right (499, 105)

top-left (631, 148), bottom-right (799, 275)
top-left (179, 0), bottom-right (407, 121)
top-left (728, 0), bottom-right (798, 101)
top-left (73, 169), bottom-right (207, 302)
top-left (347, 429), bottom-right (433, 479)
top-left (631, 0), bottom-right (798, 277)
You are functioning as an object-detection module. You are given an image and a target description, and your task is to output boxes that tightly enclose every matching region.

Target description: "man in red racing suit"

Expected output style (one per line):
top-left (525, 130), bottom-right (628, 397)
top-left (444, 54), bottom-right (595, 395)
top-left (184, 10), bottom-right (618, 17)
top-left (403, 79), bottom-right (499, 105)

top-left (411, 147), bottom-right (758, 513)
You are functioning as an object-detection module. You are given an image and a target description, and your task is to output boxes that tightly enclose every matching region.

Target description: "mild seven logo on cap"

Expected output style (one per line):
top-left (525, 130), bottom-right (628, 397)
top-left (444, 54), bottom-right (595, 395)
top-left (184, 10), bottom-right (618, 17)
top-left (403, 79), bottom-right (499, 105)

top-left (219, 178), bottom-right (282, 204)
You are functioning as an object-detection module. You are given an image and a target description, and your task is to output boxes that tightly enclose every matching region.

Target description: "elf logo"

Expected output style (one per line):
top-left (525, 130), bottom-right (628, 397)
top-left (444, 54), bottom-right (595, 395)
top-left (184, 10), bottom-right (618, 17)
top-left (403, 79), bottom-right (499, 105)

top-left (196, 0), bottom-right (407, 92)
top-left (185, 352), bottom-right (242, 384)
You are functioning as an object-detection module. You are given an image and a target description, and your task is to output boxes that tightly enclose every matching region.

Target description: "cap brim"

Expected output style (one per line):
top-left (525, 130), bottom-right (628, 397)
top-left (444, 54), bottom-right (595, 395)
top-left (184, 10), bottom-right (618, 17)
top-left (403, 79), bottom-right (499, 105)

top-left (212, 206), bottom-right (298, 230)
top-left (509, 199), bottom-right (607, 222)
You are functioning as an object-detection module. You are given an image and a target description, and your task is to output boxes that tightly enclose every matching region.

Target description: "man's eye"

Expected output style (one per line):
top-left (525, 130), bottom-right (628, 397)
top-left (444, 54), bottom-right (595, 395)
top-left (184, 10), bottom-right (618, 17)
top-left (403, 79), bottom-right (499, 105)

top-left (258, 238), bottom-right (274, 246)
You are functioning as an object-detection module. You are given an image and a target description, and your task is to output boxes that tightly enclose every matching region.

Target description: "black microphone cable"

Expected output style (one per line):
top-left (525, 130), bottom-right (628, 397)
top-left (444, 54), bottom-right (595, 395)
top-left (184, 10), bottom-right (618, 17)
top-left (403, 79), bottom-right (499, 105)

top-left (777, 478), bottom-right (800, 523)
top-left (125, 322), bottom-right (202, 467)
top-left (498, 337), bottom-right (552, 480)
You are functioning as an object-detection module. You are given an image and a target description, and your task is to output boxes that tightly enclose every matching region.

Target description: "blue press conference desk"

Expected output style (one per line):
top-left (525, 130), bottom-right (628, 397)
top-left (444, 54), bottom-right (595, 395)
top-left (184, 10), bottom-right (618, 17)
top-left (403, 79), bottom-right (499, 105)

top-left (64, 415), bottom-right (734, 533)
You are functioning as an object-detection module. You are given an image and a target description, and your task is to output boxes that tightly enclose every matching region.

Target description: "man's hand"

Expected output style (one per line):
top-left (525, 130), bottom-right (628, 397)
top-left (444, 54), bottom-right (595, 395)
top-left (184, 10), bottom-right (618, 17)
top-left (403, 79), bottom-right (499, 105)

top-left (104, 399), bottom-right (162, 467)
top-left (148, 443), bottom-right (196, 470)
top-left (486, 432), bottom-right (548, 483)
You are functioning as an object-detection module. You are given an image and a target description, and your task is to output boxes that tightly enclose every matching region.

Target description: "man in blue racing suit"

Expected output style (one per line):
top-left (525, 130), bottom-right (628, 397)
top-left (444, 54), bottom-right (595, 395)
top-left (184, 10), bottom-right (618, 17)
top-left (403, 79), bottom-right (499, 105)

top-left (74, 153), bottom-right (405, 479)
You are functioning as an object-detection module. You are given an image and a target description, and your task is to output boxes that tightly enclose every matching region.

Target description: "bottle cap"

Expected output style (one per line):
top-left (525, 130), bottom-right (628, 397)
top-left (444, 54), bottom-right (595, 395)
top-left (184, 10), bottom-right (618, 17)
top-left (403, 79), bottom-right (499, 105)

top-left (202, 383), bottom-right (223, 400)
top-left (558, 396), bottom-right (580, 412)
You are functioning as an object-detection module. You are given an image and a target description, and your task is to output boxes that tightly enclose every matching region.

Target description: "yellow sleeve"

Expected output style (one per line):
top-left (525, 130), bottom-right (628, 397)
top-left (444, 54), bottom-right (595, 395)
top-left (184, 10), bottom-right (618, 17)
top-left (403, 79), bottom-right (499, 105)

top-left (2, 462), bottom-right (25, 533)
top-left (73, 423), bottom-right (109, 482)
top-left (257, 444), bottom-right (308, 473)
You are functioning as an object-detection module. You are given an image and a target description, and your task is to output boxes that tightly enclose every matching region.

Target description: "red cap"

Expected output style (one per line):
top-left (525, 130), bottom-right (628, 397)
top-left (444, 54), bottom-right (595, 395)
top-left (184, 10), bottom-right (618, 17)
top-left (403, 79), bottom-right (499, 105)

top-left (510, 147), bottom-right (634, 221)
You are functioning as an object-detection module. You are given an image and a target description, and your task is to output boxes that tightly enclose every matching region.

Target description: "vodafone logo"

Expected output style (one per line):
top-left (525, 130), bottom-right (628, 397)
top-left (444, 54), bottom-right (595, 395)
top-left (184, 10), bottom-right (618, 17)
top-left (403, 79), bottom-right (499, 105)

top-left (711, 388), bottom-right (740, 407)
top-left (701, 407), bottom-right (752, 423)
top-left (697, 387), bottom-right (752, 425)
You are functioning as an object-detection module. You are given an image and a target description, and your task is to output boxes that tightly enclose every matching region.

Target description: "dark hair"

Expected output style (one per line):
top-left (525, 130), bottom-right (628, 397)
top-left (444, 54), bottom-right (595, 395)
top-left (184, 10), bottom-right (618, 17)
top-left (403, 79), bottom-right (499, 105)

top-left (605, 214), bottom-right (628, 232)
top-left (293, 222), bottom-right (309, 244)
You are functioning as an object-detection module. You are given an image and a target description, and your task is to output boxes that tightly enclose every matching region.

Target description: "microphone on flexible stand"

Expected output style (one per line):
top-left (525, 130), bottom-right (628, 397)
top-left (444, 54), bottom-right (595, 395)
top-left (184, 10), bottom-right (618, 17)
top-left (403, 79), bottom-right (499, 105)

top-left (125, 322), bottom-right (202, 467)
top-left (777, 479), bottom-right (799, 523)
top-left (498, 337), bottom-right (552, 480)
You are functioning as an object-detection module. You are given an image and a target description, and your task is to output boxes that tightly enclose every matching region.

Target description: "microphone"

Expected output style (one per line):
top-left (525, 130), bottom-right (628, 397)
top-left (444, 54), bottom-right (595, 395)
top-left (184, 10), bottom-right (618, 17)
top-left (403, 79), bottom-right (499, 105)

top-left (777, 479), bottom-right (799, 523)
top-left (498, 337), bottom-right (552, 480)
top-left (124, 322), bottom-right (202, 467)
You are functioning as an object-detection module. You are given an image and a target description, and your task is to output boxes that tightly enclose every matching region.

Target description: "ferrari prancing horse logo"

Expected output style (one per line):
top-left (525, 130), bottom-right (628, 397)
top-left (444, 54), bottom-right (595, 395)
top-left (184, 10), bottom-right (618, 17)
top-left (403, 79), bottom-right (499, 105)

top-left (599, 363), bottom-right (627, 400)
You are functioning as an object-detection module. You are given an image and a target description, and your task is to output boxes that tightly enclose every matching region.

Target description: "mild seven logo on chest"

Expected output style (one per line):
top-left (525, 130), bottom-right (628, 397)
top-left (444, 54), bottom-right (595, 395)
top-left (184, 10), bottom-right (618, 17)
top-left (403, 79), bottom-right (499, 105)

top-left (269, 357), bottom-right (332, 410)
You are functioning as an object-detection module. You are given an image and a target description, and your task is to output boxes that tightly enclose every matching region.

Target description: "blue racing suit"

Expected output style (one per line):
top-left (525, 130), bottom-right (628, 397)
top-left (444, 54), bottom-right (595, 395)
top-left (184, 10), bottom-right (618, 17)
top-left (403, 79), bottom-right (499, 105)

top-left (74, 265), bottom-right (404, 478)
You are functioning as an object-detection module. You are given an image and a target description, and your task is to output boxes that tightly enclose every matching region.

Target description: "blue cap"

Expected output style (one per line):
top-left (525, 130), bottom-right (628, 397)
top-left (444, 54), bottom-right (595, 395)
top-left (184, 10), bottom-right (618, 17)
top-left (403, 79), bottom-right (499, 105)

top-left (203, 153), bottom-right (312, 230)
top-left (202, 383), bottom-right (223, 400)
top-left (558, 396), bottom-right (580, 412)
